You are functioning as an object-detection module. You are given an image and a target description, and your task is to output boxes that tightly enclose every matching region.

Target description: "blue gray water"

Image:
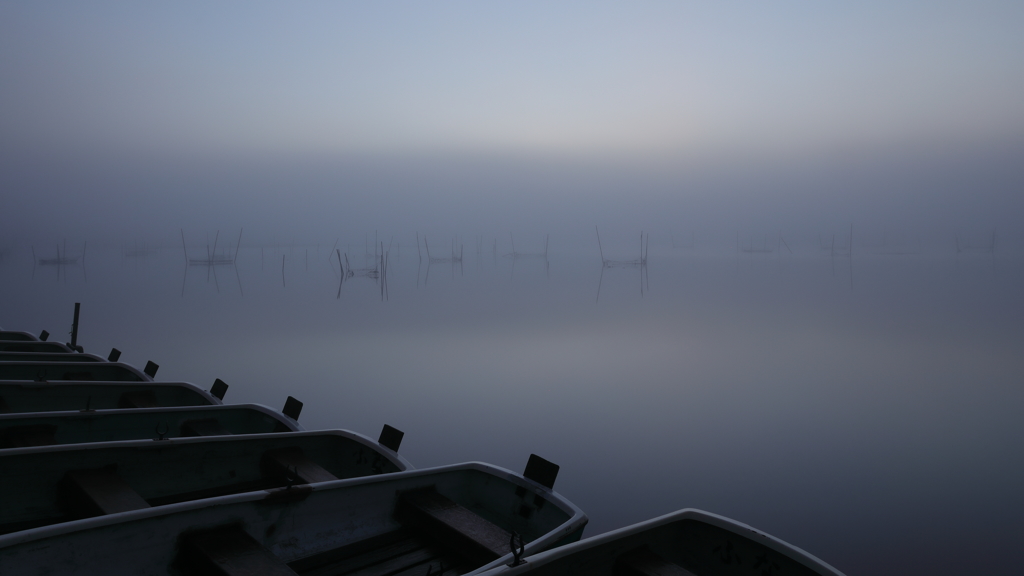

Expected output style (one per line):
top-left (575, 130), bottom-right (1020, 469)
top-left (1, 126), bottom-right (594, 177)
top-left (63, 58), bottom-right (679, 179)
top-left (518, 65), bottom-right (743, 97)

top-left (3, 241), bottom-right (1022, 576)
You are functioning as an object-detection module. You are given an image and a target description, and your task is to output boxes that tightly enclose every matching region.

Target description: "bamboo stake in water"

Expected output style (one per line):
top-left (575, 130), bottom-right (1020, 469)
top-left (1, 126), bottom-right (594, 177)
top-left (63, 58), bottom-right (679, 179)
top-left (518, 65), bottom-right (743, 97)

top-left (328, 239), bottom-right (338, 263)
top-left (178, 229), bottom-right (188, 264)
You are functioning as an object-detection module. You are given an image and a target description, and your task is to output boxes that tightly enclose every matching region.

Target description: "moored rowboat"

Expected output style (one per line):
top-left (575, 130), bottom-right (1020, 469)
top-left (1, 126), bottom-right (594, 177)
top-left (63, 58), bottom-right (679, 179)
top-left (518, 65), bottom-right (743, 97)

top-left (0, 403), bottom-right (302, 448)
top-left (476, 508), bottom-right (844, 576)
top-left (0, 381), bottom-right (220, 413)
top-left (0, 331), bottom-right (38, 342)
top-left (0, 428), bottom-right (411, 536)
top-left (0, 341), bottom-right (72, 353)
top-left (0, 361), bottom-right (151, 382)
top-left (0, 351), bottom-right (106, 363)
top-left (0, 460), bottom-right (587, 576)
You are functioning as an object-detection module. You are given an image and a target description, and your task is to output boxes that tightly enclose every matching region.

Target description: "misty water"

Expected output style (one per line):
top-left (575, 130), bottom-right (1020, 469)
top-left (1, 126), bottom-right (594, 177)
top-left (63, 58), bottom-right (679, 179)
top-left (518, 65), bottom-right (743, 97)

top-left (3, 237), bottom-right (1022, 576)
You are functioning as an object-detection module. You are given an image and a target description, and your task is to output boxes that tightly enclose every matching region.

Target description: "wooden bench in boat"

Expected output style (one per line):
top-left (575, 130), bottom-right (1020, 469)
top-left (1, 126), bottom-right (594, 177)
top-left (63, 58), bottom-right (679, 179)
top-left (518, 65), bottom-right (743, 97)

top-left (397, 488), bottom-right (514, 568)
top-left (180, 417), bottom-right (232, 437)
top-left (0, 423), bottom-right (57, 447)
top-left (58, 466), bottom-right (151, 519)
top-left (119, 390), bottom-right (158, 408)
top-left (614, 546), bottom-right (698, 576)
top-left (261, 446), bottom-right (338, 485)
top-left (283, 489), bottom-right (520, 576)
top-left (180, 525), bottom-right (299, 576)
top-left (290, 529), bottom-right (465, 576)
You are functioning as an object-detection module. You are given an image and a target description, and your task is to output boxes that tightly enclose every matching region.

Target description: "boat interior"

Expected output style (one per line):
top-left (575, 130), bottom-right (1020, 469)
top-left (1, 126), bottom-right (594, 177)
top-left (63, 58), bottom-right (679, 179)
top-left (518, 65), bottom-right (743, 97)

top-left (0, 352), bottom-right (106, 363)
top-left (0, 381), bottom-right (218, 413)
top-left (0, 430), bottom-right (408, 537)
top-left (0, 464), bottom-right (585, 576)
top-left (0, 362), bottom-right (149, 382)
top-left (0, 404), bottom-right (299, 448)
top-left (0, 341), bottom-right (74, 353)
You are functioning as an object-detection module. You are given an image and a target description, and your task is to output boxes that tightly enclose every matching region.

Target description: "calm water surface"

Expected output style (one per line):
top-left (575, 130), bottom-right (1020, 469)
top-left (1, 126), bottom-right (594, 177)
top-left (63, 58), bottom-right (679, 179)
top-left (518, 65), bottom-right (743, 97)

top-left (3, 243), bottom-right (1022, 576)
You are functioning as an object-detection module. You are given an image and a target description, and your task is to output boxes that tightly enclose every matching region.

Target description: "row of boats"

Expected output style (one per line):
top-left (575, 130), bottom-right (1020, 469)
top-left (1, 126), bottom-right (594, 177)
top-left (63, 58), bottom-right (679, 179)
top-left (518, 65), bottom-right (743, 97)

top-left (0, 325), bottom-right (844, 575)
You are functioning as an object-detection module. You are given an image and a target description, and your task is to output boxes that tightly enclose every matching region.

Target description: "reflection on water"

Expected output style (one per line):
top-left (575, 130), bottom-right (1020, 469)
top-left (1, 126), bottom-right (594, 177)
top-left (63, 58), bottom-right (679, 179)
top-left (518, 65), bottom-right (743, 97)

top-left (2, 244), bottom-right (1022, 576)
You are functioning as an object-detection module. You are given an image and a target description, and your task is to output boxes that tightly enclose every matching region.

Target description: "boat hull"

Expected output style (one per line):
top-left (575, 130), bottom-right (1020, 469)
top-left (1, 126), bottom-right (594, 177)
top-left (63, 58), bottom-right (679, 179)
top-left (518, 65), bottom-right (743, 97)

top-left (0, 342), bottom-right (71, 353)
top-left (0, 332), bottom-right (38, 342)
top-left (0, 429), bottom-right (411, 536)
top-left (0, 462), bottom-right (586, 576)
top-left (0, 403), bottom-right (301, 448)
top-left (0, 381), bottom-right (219, 413)
top-left (478, 508), bottom-right (844, 576)
top-left (0, 352), bottom-right (105, 363)
top-left (0, 361), bottom-right (150, 382)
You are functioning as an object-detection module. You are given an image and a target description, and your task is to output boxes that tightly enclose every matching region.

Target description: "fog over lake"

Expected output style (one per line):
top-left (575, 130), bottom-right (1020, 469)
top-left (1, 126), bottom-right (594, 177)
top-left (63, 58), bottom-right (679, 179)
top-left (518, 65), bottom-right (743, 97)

top-left (3, 3), bottom-right (1024, 575)
top-left (3, 219), bottom-right (1023, 576)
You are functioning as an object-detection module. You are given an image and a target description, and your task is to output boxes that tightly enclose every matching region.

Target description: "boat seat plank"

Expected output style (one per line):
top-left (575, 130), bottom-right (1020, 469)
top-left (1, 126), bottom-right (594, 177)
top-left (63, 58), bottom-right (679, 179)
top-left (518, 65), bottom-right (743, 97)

top-left (59, 467), bottom-right (151, 518)
top-left (179, 525), bottom-right (299, 576)
top-left (294, 530), bottom-right (465, 576)
top-left (384, 558), bottom-right (463, 576)
top-left (61, 371), bottom-right (95, 381)
top-left (119, 390), bottom-right (158, 408)
top-left (145, 478), bottom-right (275, 508)
top-left (180, 417), bottom-right (232, 437)
top-left (262, 446), bottom-right (338, 485)
top-left (615, 546), bottom-right (698, 576)
top-left (333, 546), bottom-right (440, 576)
top-left (0, 424), bottom-right (57, 448)
top-left (290, 529), bottom-right (414, 574)
top-left (397, 489), bottom-right (512, 567)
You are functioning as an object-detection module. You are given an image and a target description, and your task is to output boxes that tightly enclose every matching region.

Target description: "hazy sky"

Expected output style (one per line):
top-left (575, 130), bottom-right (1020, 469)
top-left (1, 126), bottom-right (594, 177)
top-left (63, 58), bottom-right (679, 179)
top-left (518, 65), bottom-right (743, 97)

top-left (2, 2), bottom-right (1022, 244)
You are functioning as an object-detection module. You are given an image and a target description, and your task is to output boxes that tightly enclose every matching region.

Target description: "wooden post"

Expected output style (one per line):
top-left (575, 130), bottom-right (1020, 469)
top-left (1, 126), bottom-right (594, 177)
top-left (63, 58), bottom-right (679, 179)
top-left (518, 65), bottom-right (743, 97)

top-left (70, 303), bottom-right (81, 348)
